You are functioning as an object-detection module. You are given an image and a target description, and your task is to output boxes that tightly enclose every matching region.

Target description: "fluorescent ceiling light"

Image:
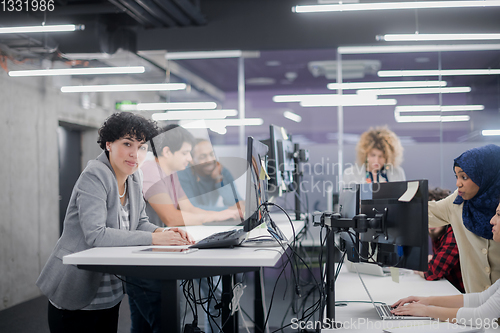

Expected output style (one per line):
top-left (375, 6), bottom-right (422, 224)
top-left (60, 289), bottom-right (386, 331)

top-left (61, 83), bottom-right (187, 93)
top-left (283, 111), bottom-right (302, 123)
top-left (121, 102), bottom-right (217, 111)
top-left (9, 66), bottom-right (145, 77)
top-left (379, 33), bottom-right (500, 42)
top-left (358, 86), bottom-right (471, 95)
top-left (379, 69), bottom-right (500, 77)
top-left (166, 50), bottom-right (260, 60)
top-left (482, 129), bottom-right (500, 136)
top-left (300, 99), bottom-right (397, 107)
top-left (395, 115), bottom-right (470, 122)
top-left (293, 1), bottom-right (500, 13)
top-left (274, 93), bottom-right (379, 103)
top-left (396, 105), bottom-right (484, 112)
top-left (0, 24), bottom-right (82, 34)
top-left (327, 81), bottom-right (447, 90)
top-left (180, 118), bottom-right (264, 128)
top-left (273, 93), bottom-right (397, 106)
top-left (338, 44), bottom-right (500, 54)
top-left (152, 110), bottom-right (237, 121)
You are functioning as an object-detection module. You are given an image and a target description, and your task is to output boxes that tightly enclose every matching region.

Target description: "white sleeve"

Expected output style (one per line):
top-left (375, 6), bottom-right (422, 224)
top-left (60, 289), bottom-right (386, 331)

top-left (457, 279), bottom-right (500, 322)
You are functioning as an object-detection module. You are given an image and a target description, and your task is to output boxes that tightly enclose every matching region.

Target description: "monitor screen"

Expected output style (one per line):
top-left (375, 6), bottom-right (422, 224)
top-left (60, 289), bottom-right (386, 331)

top-left (244, 136), bottom-right (269, 232)
top-left (339, 180), bottom-right (429, 271)
top-left (265, 124), bottom-right (295, 198)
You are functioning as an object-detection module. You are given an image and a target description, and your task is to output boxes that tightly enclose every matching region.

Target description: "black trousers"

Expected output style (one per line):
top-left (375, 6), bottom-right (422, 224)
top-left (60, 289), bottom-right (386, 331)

top-left (47, 301), bottom-right (121, 333)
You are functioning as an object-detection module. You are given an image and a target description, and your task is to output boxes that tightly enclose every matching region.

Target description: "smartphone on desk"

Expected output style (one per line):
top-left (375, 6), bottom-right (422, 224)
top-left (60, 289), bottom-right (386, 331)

top-left (134, 247), bottom-right (199, 254)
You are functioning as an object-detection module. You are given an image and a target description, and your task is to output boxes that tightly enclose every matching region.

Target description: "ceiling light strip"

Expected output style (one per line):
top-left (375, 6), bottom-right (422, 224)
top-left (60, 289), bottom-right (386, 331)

top-left (293, 1), bottom-right (500, 13)
top-left (338, 44), bottom-right (500, 54)
top-left (0, 24), bottom-right (82, 34)
top-left (121, 102), bottom-right (217, 111)
top-left (395, 115), bottom-right (470, 123)
top-left (482, 130), bottom-right (500, 136)
top-left (380, 33), bottom-right (500, 41)
top-left (283, 111), bottom-right (302, 123)
top-left (273, 94), bottom-right (380, 103)
top-left (300, 99), bottom-right (397, 107)
top-left (378, 69), bottom-right (500, 77)
top-left (165, 50), bottom-right (260, 60)
top-left (327, 80), bottom-right (447, 90)
top-left (9, 66), bottom-right (145, 77)
top-left (152, 110), bottom-right (237, 121)
top-left (180, 118), bottom-right (264, 128)
top-left (61, 83), bottom-right (187, 93)
top-left (357, 86), bottom-right (471, 95)
top-left (396, 105), bottom-right (484, 112)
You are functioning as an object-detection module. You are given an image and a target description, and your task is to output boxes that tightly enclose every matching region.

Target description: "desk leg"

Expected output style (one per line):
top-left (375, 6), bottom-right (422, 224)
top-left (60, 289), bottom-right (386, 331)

top-left (254, 269), bottom-right (268, 333)
top-left (162, 279), bottom-right (180, 333)
top-left (222, 275), bottom-right (238, 333)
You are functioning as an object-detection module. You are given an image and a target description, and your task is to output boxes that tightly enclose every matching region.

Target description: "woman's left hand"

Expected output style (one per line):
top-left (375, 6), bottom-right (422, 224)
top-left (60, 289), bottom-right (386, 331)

top-left (152, 228), bottom-right (195, 245)
top-left (168, 227), bottom-right (195, 244)
top-left (391, 302), bottom-right (429, 317)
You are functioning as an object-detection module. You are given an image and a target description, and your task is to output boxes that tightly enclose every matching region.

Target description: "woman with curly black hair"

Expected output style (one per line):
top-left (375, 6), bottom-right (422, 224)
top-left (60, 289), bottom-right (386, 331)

top-left (36, 112), bottom-right (194, 333)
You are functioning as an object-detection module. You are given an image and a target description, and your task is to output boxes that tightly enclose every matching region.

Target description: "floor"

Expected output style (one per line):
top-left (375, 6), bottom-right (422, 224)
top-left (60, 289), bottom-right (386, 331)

top-left (0, 251), bottom-right (323, 333)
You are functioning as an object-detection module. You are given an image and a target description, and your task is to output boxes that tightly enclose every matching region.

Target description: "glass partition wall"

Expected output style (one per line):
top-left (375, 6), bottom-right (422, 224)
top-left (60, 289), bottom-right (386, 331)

top-left (338, 46), bottom-right (500, 192)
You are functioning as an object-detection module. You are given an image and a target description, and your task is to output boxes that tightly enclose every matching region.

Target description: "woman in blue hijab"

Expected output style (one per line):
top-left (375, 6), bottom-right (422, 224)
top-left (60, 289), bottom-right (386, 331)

top-left (427, 144), bottom-right (500, 293)
top-left (453, 144), bottom-right (500, 239)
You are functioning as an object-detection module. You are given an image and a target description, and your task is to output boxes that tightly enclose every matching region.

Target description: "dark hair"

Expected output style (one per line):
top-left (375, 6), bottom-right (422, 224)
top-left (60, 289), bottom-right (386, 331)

top-left (428, 187), bottom-right (452, 202)
top-left (152, 124), bottom-right (194, 157)
top-left (97, 112), bottom-right (158, 154)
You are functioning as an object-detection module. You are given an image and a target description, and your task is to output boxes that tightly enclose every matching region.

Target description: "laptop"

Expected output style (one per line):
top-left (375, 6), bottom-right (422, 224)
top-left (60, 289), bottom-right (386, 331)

top-left (354, 265), bottom-right (433, 320)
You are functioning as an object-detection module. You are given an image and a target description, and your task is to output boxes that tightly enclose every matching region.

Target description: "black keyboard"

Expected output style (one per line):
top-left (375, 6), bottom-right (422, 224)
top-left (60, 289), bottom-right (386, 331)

top-left (190, 229), bottom-right (247, 249)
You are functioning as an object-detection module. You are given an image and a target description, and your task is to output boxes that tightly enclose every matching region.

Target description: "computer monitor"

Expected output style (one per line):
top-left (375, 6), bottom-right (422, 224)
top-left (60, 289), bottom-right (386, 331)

top-left (263, 125), bottom-right (295, 198)
top-left (338, 180), bottom-right (429, 271)
top-left (244, 136), bottom-right (269, 232)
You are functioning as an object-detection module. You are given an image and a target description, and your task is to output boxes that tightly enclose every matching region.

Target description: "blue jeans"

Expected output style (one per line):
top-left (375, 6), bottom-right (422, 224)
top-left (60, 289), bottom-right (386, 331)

top-left (125, 277), bottom-right (162, 333)
top-left (125, 277), bottom-right (222, 333)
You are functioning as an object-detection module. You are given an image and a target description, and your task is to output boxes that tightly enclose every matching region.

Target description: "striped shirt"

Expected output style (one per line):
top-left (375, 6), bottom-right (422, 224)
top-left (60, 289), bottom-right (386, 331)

top-left (81, 195), bottom-right (130, 310)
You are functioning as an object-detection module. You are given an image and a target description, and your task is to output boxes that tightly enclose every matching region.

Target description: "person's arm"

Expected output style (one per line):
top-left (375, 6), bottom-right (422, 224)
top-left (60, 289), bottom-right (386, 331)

top-left (424, 229), bottom-right (460, 281)
top-left (148, 193), bottom-right (240, 226)
top-left (456, 281), bottom-right (500, 323)
top-left (77, 168), bottom-right (156, 247)
top-left (219, 167), bottom-right (242, 207)
top-left (151, 227), bottom-right (194, 245)
top-left (391, 302), bottom-right (460, 322)
top-left (177, 196), bottom-right (241, 223)
top-left (392, 295), bottom-right (464, 309)
top-left (428, 191), bottom-right (456, 228)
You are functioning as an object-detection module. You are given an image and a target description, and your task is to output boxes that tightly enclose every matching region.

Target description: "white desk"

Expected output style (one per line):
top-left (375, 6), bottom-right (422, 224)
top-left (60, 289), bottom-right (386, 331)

top-left (64, 219), bottom-right (304, 333)
top-left (319, 268), bottom-right (468, 332)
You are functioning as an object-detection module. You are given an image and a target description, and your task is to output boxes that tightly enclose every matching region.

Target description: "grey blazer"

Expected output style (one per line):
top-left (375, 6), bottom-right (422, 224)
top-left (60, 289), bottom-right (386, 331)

top-left (36, 152), bottom-right (158, 310)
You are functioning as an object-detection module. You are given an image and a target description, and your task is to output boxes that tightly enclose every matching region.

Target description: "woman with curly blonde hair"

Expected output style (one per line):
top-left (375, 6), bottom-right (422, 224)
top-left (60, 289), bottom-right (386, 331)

top-left (343, 126), bottom-right (405, 184)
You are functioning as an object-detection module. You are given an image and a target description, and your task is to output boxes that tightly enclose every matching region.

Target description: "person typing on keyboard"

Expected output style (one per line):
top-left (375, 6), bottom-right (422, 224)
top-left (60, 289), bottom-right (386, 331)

top-left (131, 125), bottom-right (240, 333)
top-left (142, 125), bottom-right (241, 227)
top-left (178, 138), bottom-right (245, 214)
top-left (391, 198), bottom-right (500, 324)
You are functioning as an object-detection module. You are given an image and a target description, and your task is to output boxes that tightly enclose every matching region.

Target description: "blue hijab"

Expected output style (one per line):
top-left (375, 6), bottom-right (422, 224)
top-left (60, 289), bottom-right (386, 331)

top-left (453, 144), bottom-right (500, 239)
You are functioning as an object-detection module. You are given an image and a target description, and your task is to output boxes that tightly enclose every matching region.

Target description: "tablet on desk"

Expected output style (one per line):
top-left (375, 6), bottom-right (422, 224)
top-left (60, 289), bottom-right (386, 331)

top-left (134, 248), bottom-right (199, 254)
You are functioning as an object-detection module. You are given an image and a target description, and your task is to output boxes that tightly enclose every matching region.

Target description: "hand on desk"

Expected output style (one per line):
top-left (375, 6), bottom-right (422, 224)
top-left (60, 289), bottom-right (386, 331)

top-left (152, 227), bottom-right (195, 246)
